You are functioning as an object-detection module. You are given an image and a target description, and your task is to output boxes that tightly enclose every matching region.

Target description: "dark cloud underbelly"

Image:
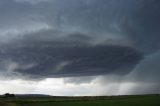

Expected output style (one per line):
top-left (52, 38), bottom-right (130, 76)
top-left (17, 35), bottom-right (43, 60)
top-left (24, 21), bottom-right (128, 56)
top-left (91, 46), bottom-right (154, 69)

top-left (0, 41), bottom-right (143, 78)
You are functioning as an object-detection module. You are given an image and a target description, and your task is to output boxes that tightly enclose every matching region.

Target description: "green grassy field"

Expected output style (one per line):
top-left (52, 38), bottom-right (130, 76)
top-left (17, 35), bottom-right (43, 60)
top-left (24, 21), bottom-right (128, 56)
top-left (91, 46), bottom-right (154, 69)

top-left (0, 95), bottom-right (160, 106)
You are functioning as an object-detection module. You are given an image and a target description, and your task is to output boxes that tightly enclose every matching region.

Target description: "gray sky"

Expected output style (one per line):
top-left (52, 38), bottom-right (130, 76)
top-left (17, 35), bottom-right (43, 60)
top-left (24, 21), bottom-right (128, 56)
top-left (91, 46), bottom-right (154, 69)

top-left (0, 0), bottom-right (160, 96)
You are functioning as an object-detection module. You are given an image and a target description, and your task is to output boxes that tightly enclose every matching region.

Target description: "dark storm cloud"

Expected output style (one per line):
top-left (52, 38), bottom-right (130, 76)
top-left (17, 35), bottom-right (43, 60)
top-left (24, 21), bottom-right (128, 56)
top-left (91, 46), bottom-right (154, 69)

top-left (40, 0), bottom-right (160, 54)
top-left (0, 35), bottom-right (142, 79)
top-left (1, 0), bottom-right (160, 53)
top-left (0, 0), bottom-right (159, 81)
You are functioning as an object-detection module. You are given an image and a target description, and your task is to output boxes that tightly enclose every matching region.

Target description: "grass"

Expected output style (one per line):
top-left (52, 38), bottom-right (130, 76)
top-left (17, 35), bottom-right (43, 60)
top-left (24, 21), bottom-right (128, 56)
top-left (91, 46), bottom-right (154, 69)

top-left (0, 94), bottom-right (160, 106)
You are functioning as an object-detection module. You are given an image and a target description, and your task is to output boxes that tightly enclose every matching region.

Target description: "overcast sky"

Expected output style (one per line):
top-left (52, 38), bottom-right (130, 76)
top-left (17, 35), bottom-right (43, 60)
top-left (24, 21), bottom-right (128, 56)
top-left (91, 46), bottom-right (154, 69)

top-left (0, 0), bottom-right (160, 96)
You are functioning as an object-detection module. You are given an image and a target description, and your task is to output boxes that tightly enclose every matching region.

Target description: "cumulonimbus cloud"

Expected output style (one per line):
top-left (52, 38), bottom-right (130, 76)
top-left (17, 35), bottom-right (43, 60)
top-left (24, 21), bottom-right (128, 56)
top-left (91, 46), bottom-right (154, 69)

top-left (0, 33), bottom-right (143, 79)
top-left (0, 0), bottom-right (159, 81)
